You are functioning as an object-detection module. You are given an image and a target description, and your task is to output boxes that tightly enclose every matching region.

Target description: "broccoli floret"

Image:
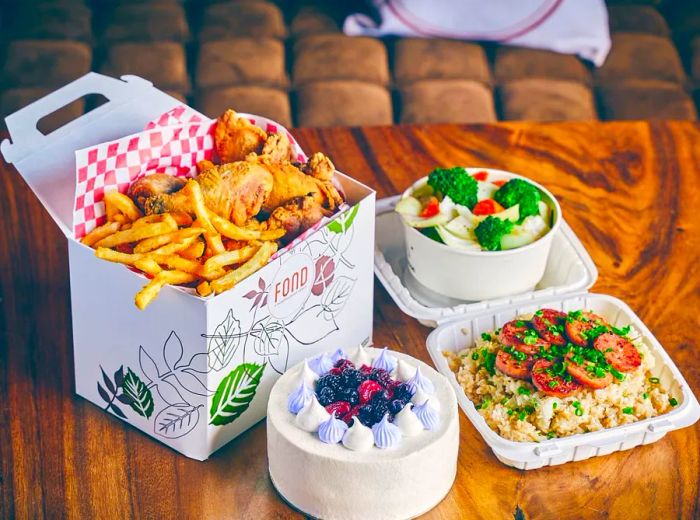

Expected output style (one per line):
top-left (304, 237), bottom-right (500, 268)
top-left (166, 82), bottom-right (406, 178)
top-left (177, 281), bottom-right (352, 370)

top-left (493, 179), bottom-right (541, 222)
top-left (427, 167), bottom-right (478, 209)
top-left (474, 216), bottom-right (513, 251)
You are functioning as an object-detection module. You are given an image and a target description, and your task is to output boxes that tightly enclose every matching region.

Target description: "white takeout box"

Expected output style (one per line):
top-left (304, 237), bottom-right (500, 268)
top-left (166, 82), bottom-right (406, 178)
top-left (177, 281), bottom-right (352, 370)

top-left (1, 73), bottom-right (376, 460)
top-left (375, 196), bottom-right (700, 469)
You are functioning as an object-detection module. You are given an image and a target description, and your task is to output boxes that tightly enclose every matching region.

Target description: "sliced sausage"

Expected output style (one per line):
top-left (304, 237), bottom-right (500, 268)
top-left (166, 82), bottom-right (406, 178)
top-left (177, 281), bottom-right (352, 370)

top-left (564, 312), bottom-right (609, 347)
top-left (532, 308), bottom-right (568, 346)
top-left (593, 332), bottom-right (642, 372)
top-left (513, 337), bottom-right (551, 356)
top-left (495, 350), bottom-right (534, 380)
top-left (565, 354), bottom-right (613, 389)
top-left (498, 320), bottom-right (530, 346)
top-left (531, 359), bottom-right (582, 398)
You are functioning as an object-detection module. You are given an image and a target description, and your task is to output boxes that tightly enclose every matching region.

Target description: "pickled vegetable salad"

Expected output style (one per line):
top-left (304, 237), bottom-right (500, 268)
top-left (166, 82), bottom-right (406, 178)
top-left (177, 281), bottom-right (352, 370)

top-left (396, 167), bottom-right (553, 252)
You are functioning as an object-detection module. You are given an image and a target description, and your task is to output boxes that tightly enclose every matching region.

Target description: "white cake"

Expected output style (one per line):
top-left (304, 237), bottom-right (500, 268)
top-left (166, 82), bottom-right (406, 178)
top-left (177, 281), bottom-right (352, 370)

top-left (267, 346), bottom-right (459, 520)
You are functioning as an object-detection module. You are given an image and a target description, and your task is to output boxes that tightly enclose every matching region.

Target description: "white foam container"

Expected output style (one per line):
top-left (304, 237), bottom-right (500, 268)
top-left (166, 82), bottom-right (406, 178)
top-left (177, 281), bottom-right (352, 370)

top-left (374, 196), bottom-right (700, 469)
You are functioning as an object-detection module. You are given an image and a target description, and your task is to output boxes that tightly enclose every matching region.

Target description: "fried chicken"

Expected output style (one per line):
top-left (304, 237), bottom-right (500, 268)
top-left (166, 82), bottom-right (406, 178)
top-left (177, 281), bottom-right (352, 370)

top-left (131, 162), bottom-right (273, 226)
top-left (215, 109), bottom-right (267, 162)
top-left (265, 196), bottom-right (331, 242)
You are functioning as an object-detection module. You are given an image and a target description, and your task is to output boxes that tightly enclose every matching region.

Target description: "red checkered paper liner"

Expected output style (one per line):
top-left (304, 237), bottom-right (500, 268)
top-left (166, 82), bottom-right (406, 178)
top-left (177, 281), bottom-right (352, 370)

top-left (72, 105), bottom-right (307, 238)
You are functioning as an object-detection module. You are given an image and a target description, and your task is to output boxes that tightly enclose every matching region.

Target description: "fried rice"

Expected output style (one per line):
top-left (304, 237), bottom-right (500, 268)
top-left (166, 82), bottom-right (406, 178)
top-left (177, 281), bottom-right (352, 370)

top-left (445, 326), bottom-right (675, 442)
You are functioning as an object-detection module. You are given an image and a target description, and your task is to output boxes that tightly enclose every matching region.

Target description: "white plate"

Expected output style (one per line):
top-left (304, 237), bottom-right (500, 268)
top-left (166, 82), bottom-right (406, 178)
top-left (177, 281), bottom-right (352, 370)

top-left (374, 196), bottom-right (598, 327)
top-left (426, 293), bottom-right (700, 469)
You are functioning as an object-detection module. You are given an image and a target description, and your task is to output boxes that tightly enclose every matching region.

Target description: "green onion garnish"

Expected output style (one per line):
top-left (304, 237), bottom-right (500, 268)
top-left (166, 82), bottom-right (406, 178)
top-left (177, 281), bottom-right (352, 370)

top-left (481, 332), bottom-right (492, 341)
top-left (669, 397), bottom-right (678, 406)
top-left (517, 387), bottom-right (531, 395)
top-left (500, 397), bottom-right (509, 405)
top-left (471, 352), bottom-right (479, 361)
top-left (518, 411), bottom-right (527, 421)
top-left (574, 408), bottom-right (583, 417)
top-left (622, 407), bottom-right (634, 414)
top-left (548, 381), bottom-right (557, 388)
top-left (552, 402), bottom-right (557, 409)
top-left (643, 392), bottom-right (649, 399)
top-left (546, 431), bottom-right (555, 439)
top-left (649, 377), bottom-right (660, 384)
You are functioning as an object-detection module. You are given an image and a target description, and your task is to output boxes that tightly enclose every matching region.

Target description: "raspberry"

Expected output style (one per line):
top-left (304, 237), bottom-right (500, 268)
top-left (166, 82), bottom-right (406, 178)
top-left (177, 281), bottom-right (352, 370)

top-left (358, 380), bottom-right (383, 404)
top-left (325, 401), bottom-right (351, 417)
top-left (334, 359), bottom-right (355, 371)
top-left (329, 367), bottom-right (343, 375)
top-left (359, 364), bottom-right (373, 375)
top-left (342, 404), bottom-right (362, 424)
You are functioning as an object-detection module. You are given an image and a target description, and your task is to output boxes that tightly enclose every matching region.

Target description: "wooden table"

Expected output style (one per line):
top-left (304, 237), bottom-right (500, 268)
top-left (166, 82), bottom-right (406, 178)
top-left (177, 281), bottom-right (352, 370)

top-left (1, 122), bottom-right (698, 519)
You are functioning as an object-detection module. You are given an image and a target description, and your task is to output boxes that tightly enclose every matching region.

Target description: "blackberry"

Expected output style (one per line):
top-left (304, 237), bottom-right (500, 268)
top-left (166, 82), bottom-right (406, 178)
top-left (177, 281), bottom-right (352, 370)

top-left (389, 399), bottom-right (407, 415)
top-left (357, 404), bottom-right (375, 426)
top-left (370, 368), bottom-right (393, 388)
top-left (341, 368), bottom-right (364, 388)
top-left (371, 399), bottom-right (390, 423)
top-left (346, 389), bottom-right (360, 406)
top-left (392, 383), bottom-right (414, 402)
top-left (318, 386), bottom-right (335, 406)
top-left (334, 359), bottom-right (355, 371)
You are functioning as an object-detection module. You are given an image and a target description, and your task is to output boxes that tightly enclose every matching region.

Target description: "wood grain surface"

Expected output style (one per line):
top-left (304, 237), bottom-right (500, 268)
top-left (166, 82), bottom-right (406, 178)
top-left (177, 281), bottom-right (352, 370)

top-left (1, 122), bottom-right (698, 519)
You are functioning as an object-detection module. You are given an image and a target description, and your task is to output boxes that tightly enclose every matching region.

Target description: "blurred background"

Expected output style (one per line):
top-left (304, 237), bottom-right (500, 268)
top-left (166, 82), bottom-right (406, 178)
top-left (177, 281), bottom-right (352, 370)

top-left (1, 0), bottom-right (699, 131)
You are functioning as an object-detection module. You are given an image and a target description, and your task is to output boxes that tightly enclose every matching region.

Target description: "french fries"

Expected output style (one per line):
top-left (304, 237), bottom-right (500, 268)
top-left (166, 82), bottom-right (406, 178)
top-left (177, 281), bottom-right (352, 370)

top-left (85, 180), bottom-right (287, 309)
top-left (210, 241), bottom-right (278, 294)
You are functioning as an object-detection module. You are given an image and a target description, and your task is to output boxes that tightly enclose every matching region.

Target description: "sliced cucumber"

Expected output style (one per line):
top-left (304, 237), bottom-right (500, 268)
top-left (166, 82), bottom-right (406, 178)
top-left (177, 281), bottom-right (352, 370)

top-left (500, 229), bottom-right (536, 250)
top-left (395, 196), bottom-right (422, 216)
top-left (444, 215), bottom-right (475, 239)
top-left (402, 213), bottom-right (451, 228)
top-left (436, 225), bottom-right (482, 251)
top-left (412, 183), bottom-right (434, 199)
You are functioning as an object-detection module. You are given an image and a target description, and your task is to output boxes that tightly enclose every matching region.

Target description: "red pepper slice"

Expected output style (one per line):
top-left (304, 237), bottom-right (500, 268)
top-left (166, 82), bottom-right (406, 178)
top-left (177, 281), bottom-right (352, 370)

top-left (472, 171), bottom-right (489, 181)
top-left (492, 180), bottom-right (506, 187)
top-left (472, 198), bottom-right (505, 216)
top-left (420, 196), bottom-right (440, 218)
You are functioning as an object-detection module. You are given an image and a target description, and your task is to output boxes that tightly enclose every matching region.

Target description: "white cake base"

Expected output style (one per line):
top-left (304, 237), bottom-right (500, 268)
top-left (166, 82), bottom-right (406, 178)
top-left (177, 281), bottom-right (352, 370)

top-left (267, 348), bottom-right (459, 520)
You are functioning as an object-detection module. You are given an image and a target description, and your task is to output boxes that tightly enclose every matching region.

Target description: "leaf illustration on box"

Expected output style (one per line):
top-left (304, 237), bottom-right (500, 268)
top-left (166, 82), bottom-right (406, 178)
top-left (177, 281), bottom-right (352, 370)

top-left (139, 346), bottom-right (188, 406)
top-left (243, 277), bottom-right (268, 310)
top-left (286, 305), bottom-right (339, 345)
top-left (155, 403), bottom-right (201, 439)
top-left (209, 362), bottom-right (265, 426)
top-left (328, 203), bottom-right (359, 234)
top-left (172, 368), bottom-right (213, 397)
top-left (320, 276), bottom-right (356, 321)
top-left (122, 368), bottom-right (155, 418)
top-left (208, 309), bottom-right (242, 371)
top-left (163, 330), bottom-right (184, 371)
top-left (311, 255), bottom-right (335, 296)
top-left (97, 365), bottom-right (129, 418)
top-left (321, 223), bottom-right (355, 269)
top-left (248, 318), bottom-right (289, 375)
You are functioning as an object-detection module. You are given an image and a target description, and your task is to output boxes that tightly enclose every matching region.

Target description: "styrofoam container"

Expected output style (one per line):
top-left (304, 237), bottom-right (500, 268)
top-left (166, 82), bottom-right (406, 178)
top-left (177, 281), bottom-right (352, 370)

top-left (1, 73), bottom-right (376, 460)
top-left (375, 195), bottom-right (598, 327)
top-left (400, 170), bottom-right (562, 301)
top-left (426, 293), bottom-right (700, 469)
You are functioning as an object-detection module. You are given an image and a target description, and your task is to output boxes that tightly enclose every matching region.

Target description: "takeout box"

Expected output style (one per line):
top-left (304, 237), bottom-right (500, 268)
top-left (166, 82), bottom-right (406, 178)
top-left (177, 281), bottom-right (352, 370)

top-left (1, 73), bottom-right (376, 460)
top-left (375, 195), bottom-right (699, 469)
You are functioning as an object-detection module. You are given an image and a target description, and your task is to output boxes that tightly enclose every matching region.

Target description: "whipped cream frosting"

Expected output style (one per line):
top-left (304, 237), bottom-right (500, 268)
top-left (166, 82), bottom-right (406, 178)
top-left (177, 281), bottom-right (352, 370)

top-left (350, 344), bottom-right (373, 367)
top-left (372, 413), bottom-right (402, 449)
top-left (394, 405), bottom-right (424, 436)
top-left (372, 347), bottom-right (398, 373)
top-left (342, 418), bottom-right (375, 451)
top-left (406, 366), bottom-right (436, 395)
top-left (295, 395), bottom-right (330, 433)
top-left (318, 413), bottom-right (348, 444)
top-left (301, 359), bottom-right (319, 387)
top-left (396, 359), bottom-right (417, 382)
top-left (330, 348), bottom-right (347, 364)
top-left (287, 380), bottom-right (314, 414)
top-left (413, 400), bottom-right (440, 431)
top-left (309, 353), bottom-right (334, 376)
top-left (411, 387), bottom-right (441, 410)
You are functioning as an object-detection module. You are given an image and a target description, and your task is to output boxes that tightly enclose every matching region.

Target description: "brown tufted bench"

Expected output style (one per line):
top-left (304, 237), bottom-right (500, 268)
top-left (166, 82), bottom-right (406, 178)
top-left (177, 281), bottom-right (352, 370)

top-left (2, 40), bottom-right (92, 89)
top-left (199, 1), bottom-right (287, 41)
top-left (196, 86), bottom-right (292, 127)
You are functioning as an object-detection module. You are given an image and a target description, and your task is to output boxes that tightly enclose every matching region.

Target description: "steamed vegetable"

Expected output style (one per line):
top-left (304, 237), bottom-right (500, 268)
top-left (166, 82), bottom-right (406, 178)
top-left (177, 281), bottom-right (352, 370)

top-left (427, 167), bottom-right (478, 209)
top-left (474, 216), bottom-right (514, 251)
top-left (493, 179), bottom-right (541, 223)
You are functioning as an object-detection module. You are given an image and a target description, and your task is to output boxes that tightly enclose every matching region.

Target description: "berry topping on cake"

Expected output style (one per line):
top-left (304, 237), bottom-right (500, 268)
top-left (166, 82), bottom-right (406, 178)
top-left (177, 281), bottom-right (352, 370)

top-left (358, 379), bottom-right (383, 404)
top-left (325, 400), bottom-right (351, 417)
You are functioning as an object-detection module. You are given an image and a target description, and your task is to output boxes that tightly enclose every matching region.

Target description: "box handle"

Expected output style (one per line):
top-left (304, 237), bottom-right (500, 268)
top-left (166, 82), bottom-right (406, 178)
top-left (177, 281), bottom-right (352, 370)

top-left (534, 444), bottom-right (562, 457)
top-left (1, 73), bottom-right (153, 164)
